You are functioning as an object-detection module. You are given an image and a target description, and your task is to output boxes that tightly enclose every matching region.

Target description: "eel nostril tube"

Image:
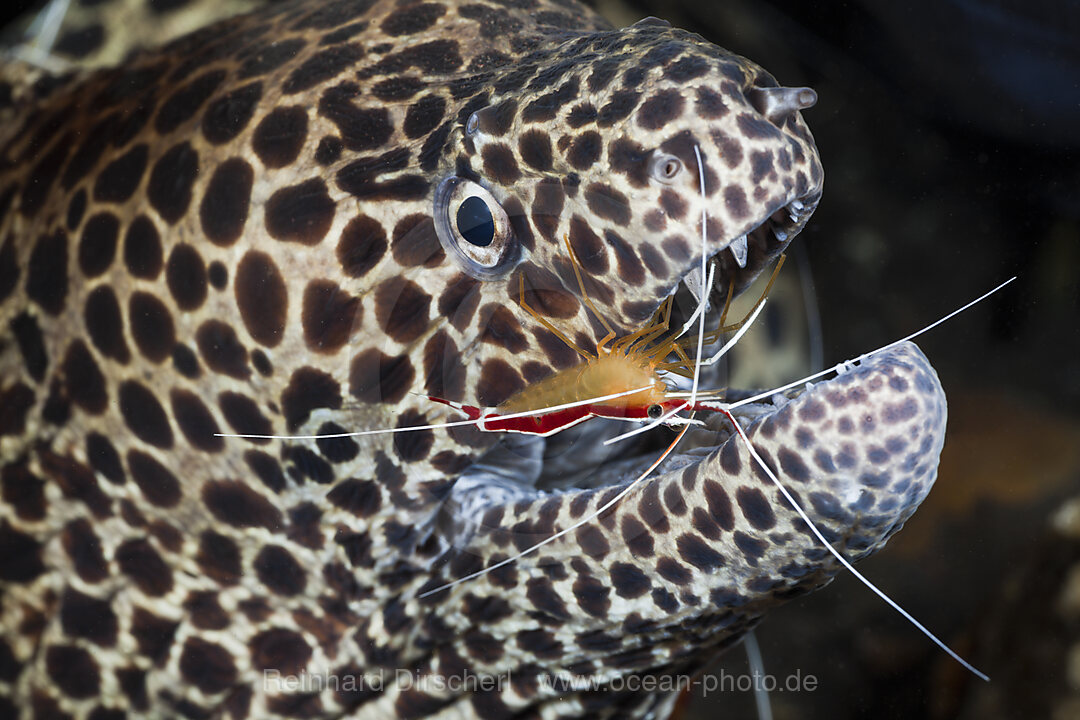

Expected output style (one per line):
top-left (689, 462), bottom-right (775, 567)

top-left (748, 86), bottom-right (819, 123)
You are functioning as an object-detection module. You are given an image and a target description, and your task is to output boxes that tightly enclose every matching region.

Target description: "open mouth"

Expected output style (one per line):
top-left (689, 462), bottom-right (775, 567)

top-left (450, 190), bottom-right (824, 504)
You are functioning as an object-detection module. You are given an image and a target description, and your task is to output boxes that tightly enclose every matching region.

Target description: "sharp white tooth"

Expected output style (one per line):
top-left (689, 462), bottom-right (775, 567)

top-left (683, 266), bottom-right (707, 305)
top-left (729, 234), bottom-right (748, 268)
top-left (791, 199), bottom-right (804, 211)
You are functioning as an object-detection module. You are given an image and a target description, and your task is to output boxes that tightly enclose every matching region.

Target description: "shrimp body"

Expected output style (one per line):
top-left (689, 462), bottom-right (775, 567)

top-left (498, 353), bottom-right (665, 416)
top-left (428, 352), bottom-right (691, 437)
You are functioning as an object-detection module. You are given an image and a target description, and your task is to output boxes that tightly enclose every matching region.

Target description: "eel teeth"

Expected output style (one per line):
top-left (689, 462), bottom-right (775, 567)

top-left (729, 234), bottom-right (748, 268)
top-left (683, 265), bottom-right (708, 306)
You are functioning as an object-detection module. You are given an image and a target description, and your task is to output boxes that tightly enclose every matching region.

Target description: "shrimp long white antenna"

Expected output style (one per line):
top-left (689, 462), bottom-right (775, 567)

top-left (417, 144), bottom-right (716, 598)
top-left (727, 276), bottom-right (1017, 412)
top-left (723, 408), bottom-right (990, 681)
top-left (214, 385), bottom-right (653, 440)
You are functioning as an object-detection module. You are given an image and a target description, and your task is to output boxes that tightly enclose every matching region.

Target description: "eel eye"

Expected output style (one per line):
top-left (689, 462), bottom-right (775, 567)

top-left (649, 153), bottom-right (683, 184)
top-left (647, 404), bottom-right (664, 419)
top-left (434, 176), bottom-right (520, 280)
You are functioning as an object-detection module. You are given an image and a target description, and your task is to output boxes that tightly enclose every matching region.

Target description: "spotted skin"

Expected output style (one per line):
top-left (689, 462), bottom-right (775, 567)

top-left (0, 0), bottom-right (945, 717)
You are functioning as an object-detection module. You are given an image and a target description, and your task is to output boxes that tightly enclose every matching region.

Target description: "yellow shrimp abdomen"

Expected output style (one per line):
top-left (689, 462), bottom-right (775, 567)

top-left (497, 354), bottom-right (664, 414)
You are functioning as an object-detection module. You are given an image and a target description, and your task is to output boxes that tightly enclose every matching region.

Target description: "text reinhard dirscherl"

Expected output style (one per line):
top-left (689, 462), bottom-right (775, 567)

top-left (263, 669), bottom-right (818, 697)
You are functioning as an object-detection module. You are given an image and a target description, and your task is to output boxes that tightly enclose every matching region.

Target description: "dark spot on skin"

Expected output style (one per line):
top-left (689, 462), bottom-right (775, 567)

top-left (381, 3), bottom-right (446, 35)
top-left (610, 562), bottom-right (651, 598)
top-left (481, 143), bottom-right (520, 184)
top-left (119, 381), bottom-right (173, 449)
top-left (11, 313), bottom-right (47, 381)
top-left (280, 366), bottom-right (341, 430)
top-left (477, 358), bottom-right (524, 407)
top-left (576, 525), bottom-right (610, 558)
top-left (423, 331), bottom-right (466, 402)
top-left (349, 349), bottom-right (414, 404)
top-left (518, 129), bottom-right (553, 171)
top-left (738, 112), bottom-right (784, 142)
top-left (734, 531), bottom-right (767, 565)
top-left (129, 605), bottom-right (179, 666)
top-left (655, 558), bottom-right (691, 585)
top-left (737, 486), bottom-right (777, 530)
top-left (20, 133), bottom-right (70, 218)
top-left (315, 135), bottom-right (343, 164)
top-left (245, 451), bottom-right (287, 493)
top-left (207, 260), bottom-right (227, 290)
top-left (155, 70), bottom-right (225, 135)
top-left (597, 89), bottom-right (640, 127)
top-left (61, 588), bottom-right (117, 647)
top-left (200, 157), bottom-right (253, 246)
top-left (390, 214), bottom-right (443, 267)
top-left (573, 575), bottom-right (611, 618)
top-left (327, 479), bottom-right (382, 517)
top-left (0, 384), bottom-right (33, 438)
top-left (372, 75), bottom-right (426, 101)
top-left (171, 345), bottom-right (200, 378)
top-left (584, 183), bottom-right (630, 226)
top-left (393, 410), bottom-right (434, 462)
top-left (250, 629), bottom-right (312, 675)
top-left (84, 286), bottom-right (130, 363)
top-left (778, 446), bottom-right (812, 484)
top-left (93, 144), bottom-right (149, 203)
top-left (301, 280), bottom-right (359, 354)
top-left (196, 320), bottom-right (250, 379)
top-left (166, 244), bottom-right (207, 311)
top-left (197, 531), bottom-right (241, 585)
top-left (254, 545), bottom-right (307, 596)
top-left (638, 482), bottom-right (669, 533)
top-left (239, 37), bottom-right (307, 79)
top-left (78, 213), bottom-right (119, 278)
top-left (147, 142), bottom-right (198, 224)
top-left (283, 43), bottom-right (365, 94)
top-left (479, 304), bottom-right (528, 352)
top-left (61, 340), bottom-right (107, 414)
top-left (526, 577), bottom-right (569, 620)
top-left (373, 277), bottom-right (431, 344)
top-left (337, 214), bottom-right (387, 277)
top-left (169, 390), bottom-right (224, 452)
top-left (403, 94), bottom-right (446, 138)
top-left (265, 178), bottom-right (336, 245)
top-left (0, 521), bottom-right (45, 582)
top-left (85, 433), bottom-right (124, 485)
top-left (235, 250), bottom-right (288, 347)
top-left (202, 81), bottom-right (263, 144)
top-left (26, 229), bottom-right (68, 315)
top-left (127, 449), bottom-right (181, 507)
top-left (217, 389), bottom-right (271, 442)
top-left (179, 638), bottom-right (236, 694)
top-left (677, 534), bottom-right (725, 571)
top-left (318, 84), bottom-right (393, 152)
top-left (567, 130), bottom-right (601, 170)
top-left (128, 291), bottom-right (175, 363)
top-left (636, 89), bottom-right (684, 130)
top-left (184, 591), bottom-right (230, 630)
top-left (124, 215), bottom-right (163, 279)
top-left (61, 519), bottom-right (106, 582)
top-left (203, 480), bottom-right (283, 529)
top-left (703, 480), bottom-right (735, 531)
top-left (252, 106), bottom-right (308, 169)
top-left (46, 645), bottom-right (100, 699)
top-left (115, 538), bottom-right (173, 595)
top-left (438, 273), bottom-right (480, 330)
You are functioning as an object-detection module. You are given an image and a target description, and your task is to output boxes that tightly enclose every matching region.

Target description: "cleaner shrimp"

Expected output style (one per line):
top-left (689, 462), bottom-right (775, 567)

top-left (217, 144), bottom-right (1013, 684)
top-left (423, 234), bottom-right (787, 436)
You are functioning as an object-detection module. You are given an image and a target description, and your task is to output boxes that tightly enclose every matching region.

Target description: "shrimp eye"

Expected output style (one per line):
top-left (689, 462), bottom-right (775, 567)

top-left (647, 404), bottom-right (664, 419)
top-left (434, 176), bottom-right (521, 280)
top-left (649, 152), bottom-right (683, 184)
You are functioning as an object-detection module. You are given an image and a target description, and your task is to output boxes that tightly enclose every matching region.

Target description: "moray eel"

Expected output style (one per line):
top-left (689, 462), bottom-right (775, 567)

top-left (0, 0), bottom-right (947, 717)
